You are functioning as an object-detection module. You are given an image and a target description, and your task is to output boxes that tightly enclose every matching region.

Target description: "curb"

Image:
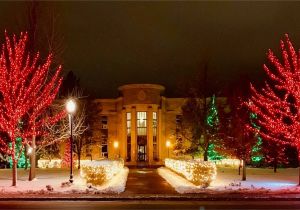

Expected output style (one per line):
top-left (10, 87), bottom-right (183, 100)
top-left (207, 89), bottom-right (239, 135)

top-left (0, 194), bottom-right (300, 201)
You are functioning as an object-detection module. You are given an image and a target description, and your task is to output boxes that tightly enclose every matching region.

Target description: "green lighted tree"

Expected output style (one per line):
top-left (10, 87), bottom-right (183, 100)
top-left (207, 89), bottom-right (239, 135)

top-left (249, 113), bottom-right (263, 165)
top-left (176, 63), bottom-right (223, 160)
top-left (9, 137), bottom-right (30, 168)
top-left (208, 144), bottom-right (223, 161)
top-left (207, 95), bottom-right (219, 129)
top-left (206, 95), bottom-right (223, 160)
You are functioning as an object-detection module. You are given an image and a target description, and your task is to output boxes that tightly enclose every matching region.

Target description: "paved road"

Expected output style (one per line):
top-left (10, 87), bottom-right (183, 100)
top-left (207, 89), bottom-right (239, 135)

top-left (0, 201), bottom-right (299, 210)
top-left (122, 168), bottom-right (177, 195)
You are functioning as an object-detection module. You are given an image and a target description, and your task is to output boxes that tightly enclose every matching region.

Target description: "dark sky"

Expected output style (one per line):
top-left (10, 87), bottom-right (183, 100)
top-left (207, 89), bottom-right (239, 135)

top-left (1, 1), bottom-right (300, 98)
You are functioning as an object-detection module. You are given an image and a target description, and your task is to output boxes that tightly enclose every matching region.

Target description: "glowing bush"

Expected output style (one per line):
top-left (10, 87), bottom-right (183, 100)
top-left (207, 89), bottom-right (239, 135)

top-left (214, 158), bottom-right (240, 168)
top-left (165, 158), bottom-right (217, 187)
top-left (38, 159), bottom-right (62, 168)
top-left (80, 159), bottom-right (124, 186)
top-left (38, 159), bottom-right (102, 169)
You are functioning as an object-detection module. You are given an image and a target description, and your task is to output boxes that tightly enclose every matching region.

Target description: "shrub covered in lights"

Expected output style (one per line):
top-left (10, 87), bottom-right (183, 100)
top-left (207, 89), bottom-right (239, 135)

top-left (80, 159), bottom-right (124, 186)
top-left (38, 159), bottom-right (62, 168)
top-left (165, 158), bottom-right (217, 187)
top-left (38, 159), bottom-right (105, 169)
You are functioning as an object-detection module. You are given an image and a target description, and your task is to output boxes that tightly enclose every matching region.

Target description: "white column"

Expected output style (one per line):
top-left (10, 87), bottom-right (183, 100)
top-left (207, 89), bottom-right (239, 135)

top-left (121, 109), bottom-right (126, 160)
top-left (131, 107), bottom-right (137, 164)
top-left (147, 107), bottom-right (153, 165)
top-left (158, 108), bottom-right (163, 162)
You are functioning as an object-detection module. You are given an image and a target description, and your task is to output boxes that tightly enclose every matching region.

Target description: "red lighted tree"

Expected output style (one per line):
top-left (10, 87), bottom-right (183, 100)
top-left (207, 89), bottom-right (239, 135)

top-left (219, 96), bottom-right (256, 181)
top-left (263, 141), bottom-right (288, 173)
top-left (248, 34), bottom-right (300, 184)
top-left (0, 32), bottom-right (63, 186)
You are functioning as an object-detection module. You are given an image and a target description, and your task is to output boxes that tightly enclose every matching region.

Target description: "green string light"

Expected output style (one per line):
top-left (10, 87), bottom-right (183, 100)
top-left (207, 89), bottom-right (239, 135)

top-left (9, 137), bottom-right (30, 168)
top-left (250, 113), bottom-right (263, 164)
top-left (207, 95), bottom-right (224, 161)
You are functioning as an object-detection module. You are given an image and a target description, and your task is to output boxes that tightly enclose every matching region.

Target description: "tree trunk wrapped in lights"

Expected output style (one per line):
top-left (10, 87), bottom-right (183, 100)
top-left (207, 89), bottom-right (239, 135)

top-left (248, 34), bottom-right (300, 184)
top-left (0, 32), bottom-right (64, 186)
top-left (61, 139), bottom-right (74, 168)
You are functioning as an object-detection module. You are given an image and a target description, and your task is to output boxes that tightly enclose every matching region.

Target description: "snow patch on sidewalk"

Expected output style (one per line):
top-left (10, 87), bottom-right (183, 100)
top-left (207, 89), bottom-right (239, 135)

top-left (158, 167), bottom-right (300, 194)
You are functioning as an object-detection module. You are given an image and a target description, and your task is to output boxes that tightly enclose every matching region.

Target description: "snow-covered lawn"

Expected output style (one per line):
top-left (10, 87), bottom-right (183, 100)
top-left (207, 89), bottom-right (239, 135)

top-left (0, 167), bottom-right (129, 195)
top-left (158, 166), bottom-right (300, 194)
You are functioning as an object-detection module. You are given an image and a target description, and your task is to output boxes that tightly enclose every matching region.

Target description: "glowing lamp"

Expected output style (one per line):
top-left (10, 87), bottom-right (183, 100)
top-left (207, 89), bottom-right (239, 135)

top-left (113, 141), bottom-right (119, 148)
top-left (27, 146), bottom-right (33, 155)
top-left (166, 140), bottom-right (171, 148)
top-left (66, 99), bottom-right (76, 114)
top-left (166, 140), bottom-right (171, 158)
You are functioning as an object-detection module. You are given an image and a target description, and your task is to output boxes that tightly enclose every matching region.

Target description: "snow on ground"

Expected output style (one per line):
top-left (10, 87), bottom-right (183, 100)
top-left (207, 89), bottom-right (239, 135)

top-left (158, 166), bottom-right (300, 194)
top-left (0, 167), bottom-right (129, 194)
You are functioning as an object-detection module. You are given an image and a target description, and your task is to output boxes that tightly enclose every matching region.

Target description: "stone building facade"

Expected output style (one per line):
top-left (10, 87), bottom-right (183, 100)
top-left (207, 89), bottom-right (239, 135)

top-left (78, 83), bottom-right (226, 166)
top-left (79, 84), bottom-right (185, 166)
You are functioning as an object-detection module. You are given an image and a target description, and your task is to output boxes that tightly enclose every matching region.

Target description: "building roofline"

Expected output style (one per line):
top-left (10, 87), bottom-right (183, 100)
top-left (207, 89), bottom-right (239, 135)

top-left (165, 97), bottom-right (185, 100)
top-left (93, 98), bottom-right (121, 102)
top-left (118, 84), bottom-right (165, 92)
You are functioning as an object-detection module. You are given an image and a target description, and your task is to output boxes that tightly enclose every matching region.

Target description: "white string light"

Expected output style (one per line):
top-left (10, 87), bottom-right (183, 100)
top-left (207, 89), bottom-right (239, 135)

top-left (165, 158), bottom-right (217, 187)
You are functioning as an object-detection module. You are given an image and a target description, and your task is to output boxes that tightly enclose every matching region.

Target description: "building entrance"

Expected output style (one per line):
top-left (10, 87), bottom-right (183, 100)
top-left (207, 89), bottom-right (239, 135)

top-left (138, 145), bottom-right (146, 161)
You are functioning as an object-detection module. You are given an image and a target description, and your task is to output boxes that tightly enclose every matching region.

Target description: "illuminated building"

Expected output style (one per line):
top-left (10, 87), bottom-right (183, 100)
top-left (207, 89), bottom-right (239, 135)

top-left (61, 84), bottom-right (226, 166)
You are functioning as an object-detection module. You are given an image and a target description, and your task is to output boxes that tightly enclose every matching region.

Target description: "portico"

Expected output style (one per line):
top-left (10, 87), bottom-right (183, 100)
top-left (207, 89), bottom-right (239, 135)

top-left (85, 84), bottom-right (186, 166)
top-left (118, 84), bottom-right (165, 165)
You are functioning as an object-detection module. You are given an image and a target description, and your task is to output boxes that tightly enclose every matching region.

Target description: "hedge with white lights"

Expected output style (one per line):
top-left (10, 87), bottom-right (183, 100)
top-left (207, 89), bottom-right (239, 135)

top-left (37, 159), bottom-right (105, 169)
top-left (80, 159), bottom-right (124, 186)
top-left (165, 158), bottom-right (217, 187)
top-left (38, 159), bottom-right (62, 168)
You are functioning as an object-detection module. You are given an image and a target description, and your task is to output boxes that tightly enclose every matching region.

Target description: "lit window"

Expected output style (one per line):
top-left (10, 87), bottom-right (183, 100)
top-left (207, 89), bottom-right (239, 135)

top-left (126, 112), bottom-right (131, 135)
top-left (137, 112), bottom-right (147, 136)
top-left (126, 112), bottom-right (131, 161)
top-left (153, 112), bottom-right (158, 160)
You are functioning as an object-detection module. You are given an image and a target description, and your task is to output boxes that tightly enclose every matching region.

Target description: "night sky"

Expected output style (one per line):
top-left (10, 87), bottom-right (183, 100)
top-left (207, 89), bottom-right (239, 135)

top-left (0, 1), bottom-right (300, 97)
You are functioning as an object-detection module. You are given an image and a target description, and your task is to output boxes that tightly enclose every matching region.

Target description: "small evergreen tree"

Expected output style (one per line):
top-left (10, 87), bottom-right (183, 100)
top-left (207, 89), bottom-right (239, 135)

top-left (9, 137), bottom-right (30, 168)
top-left (179, 97), bottom-right (204, 158)
top-left (206, 95), bottom-right (223, 160)
top-left (249, 113), bottom-right (264, 166)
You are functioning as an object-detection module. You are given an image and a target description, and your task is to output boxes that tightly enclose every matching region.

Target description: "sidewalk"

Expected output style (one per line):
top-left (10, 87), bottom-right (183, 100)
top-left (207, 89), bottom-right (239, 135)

top-left (122, 168), bottom-right (177, 195)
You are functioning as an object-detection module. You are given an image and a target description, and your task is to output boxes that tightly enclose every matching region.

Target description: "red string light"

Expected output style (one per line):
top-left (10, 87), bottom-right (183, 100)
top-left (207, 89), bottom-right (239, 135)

top-left (248, 34), bottom-right (300, 157)
top-left (0, 32), bottom-right (65, 161)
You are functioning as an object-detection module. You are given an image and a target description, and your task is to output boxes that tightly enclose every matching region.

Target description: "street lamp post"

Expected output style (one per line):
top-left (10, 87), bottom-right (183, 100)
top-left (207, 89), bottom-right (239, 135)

top-left (166, 140), bottom-right (171, 158)
top-left (66, 99), bottom-right (76, 184)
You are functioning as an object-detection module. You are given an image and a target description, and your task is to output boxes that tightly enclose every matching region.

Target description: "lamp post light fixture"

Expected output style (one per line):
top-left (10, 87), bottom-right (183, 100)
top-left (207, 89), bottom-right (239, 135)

top-left (166, 140), bottom-right (171, 158)
top-left (27, 145), bottom-right (33, 156)
top-left (66, 99), bottom-right (76, 183)
top-left (113, 141), bottom-right (120, 158)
